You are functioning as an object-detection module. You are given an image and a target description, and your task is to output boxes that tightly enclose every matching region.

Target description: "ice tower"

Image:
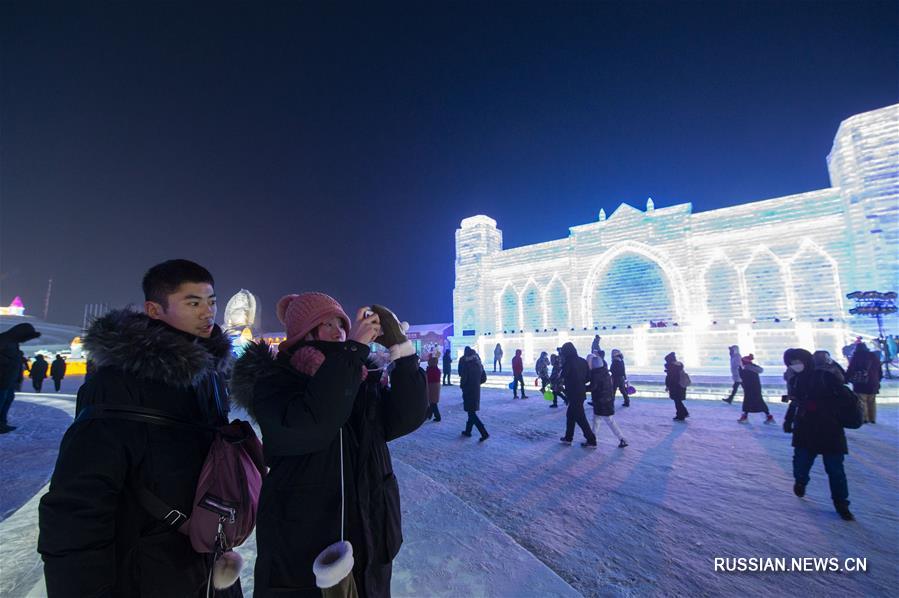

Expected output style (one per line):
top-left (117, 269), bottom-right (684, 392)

top-left (450, 104), bottom-right (899, 371)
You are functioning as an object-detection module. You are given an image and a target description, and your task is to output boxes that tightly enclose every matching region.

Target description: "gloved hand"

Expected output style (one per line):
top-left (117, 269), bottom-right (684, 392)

top-left (783, 421), bottom-right (793, 434)
top-left (370, 305), bottom-right (408, 348)
top-left (369, 305), bottom-right (414, 361)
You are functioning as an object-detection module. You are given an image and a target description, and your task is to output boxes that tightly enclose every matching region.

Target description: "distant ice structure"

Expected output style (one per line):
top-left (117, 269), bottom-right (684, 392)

top-left (450, 104), bottom-right (898, 369)
top-left (223, 289), bottom-right (258, 336)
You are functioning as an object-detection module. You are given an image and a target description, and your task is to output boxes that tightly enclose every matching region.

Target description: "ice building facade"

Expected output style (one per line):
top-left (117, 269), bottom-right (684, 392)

top-left (450, 104), bottom-right (898, 370)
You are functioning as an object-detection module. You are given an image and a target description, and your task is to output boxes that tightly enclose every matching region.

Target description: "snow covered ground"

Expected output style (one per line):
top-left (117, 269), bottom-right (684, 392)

top-left (2, 378), bottom-right (897, 597)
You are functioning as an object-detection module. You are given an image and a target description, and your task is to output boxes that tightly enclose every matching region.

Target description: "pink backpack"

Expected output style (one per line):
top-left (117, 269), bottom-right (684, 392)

top-left (75, 404), bottom-right (266, 554)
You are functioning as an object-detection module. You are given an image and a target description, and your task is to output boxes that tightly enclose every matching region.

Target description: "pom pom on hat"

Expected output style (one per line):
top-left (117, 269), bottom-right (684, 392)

top-left (741, 354), bottom-right (755, 364)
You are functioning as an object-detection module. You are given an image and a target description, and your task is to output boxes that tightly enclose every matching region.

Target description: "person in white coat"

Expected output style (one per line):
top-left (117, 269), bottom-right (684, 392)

top-left (722, 345), bottom-right (742, 404)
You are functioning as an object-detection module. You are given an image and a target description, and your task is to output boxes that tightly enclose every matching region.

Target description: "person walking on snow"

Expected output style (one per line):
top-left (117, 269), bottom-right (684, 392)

top-left (846, 344), bottom-right (882, 424)
top-left (493, 343), bottom-right (503, 373)
top-left (722, 345), bottom-right (742, 404)
top-left (230, 293), bottom-right (428, 596)
top-left (50, 355), bottom-right (67, 392)
top-left (782, 348), bottom-right (855, 521)
top-left (664, 352), bottom-right (689, 421)
top-left (426, 354), bottom-right (442, 422)
top-left (511, 349), bottom-right (527, 398)
top-left (0, 323), bottom-right (41, 433)
top-left (442, 348), bottom-right (453, 385)
top-left (459, 346), bottom-right (489, 441)
top-left (535, 351), bottom-right (550, 392)
top-left (559, 342), bottom-right (598, 448)
top-left (30, 354), bottom-right (48, 392)
top-left (737, 354), bottom-right (775, 423)
top-left (609, 349), bottom-right (630, 407)
top-left (549, 352), bottom-right (566, 408)
top-left (588, 351), bottom-right (627, 448)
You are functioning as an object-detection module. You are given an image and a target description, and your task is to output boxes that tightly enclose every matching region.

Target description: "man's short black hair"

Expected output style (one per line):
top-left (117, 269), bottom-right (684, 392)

top-left (142, 259), bottom-right (215, 307)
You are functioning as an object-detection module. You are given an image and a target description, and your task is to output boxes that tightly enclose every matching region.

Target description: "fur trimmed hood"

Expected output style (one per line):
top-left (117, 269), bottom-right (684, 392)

top-left (83, 309), bottom-right (233, 388)
top-left (230, 341), bottom-right (279, 418)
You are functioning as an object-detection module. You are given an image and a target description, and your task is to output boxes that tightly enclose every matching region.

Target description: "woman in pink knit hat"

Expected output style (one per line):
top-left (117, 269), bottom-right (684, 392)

top-left (231, 292), bottom-right (428, 597)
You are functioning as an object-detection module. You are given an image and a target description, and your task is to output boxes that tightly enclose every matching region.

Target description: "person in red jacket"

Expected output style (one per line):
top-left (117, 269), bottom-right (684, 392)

top-left (425, 354), bottom-right (442, 421)
top-left (511, 349), bottom-right (527, 399)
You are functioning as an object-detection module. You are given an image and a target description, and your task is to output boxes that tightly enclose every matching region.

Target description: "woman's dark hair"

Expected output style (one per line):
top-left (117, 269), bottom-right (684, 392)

top-left (142, 259), bottom-right (214, 307)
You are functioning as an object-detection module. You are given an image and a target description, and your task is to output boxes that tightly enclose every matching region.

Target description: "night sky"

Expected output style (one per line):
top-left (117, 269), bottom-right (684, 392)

top-left (1, 1), bottom-right (896, 330)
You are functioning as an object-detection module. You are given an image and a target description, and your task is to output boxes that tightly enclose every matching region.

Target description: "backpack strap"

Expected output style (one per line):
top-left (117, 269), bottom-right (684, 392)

top-left (74, 404), bottom-right (216, 530)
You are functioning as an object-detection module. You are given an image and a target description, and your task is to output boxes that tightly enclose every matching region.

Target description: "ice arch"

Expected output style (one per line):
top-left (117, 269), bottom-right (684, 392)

top-left (701, 254), bottom-right (744, 321)
top-left (743, 247), bottom-right (789, 321)
top-left (789, 239), bottom-right (843, 320)
top-left (520, 280), bottom-right (542, 332)
top-left (581, 243), bottom-right (687, 327)
top-left (496, 284), bottom-right (520, 333)
top-left (543, 275), bottom-right (571, 330)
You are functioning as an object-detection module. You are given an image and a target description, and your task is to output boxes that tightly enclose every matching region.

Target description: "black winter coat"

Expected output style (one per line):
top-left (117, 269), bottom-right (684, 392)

top-left (560, 355), bottom-right (590, 403)
top-left (665, 361), bottom-right (686, 401)
top-left (50, 357), bottom-right (67, 380)
top-left (610, 358), bottom-right (626, 382)
top-left (459, 354), bottom-right (487, 411)
top-left (230, 340), bottom-right (428, 597)
top-left (846, 351), bottom-right (882, 394)
top-left (739, 364), bottom-right (767, 413)
top-left (784, 370), bottom-right (847, 455)
top-left (0, 323), bottom-right (41, 388)
top-left (30, 356), bottom-right (48, 380)
top-left (37, 311), bottom-right (236, 598)
top-left (589, 365), bottom-right (614, 416)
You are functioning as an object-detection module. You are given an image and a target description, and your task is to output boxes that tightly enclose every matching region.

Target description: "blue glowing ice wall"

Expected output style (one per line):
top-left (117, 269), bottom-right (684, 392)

top-left (451, 104), bottom-right (899, 371)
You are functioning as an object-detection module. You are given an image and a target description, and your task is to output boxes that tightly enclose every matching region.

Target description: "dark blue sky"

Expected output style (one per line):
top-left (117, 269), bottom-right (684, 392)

top-left (1, 1), bottom-right (897, 328)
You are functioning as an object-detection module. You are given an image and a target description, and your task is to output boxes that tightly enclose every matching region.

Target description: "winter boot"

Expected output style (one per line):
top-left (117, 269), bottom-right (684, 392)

top-left (581, 440), bottom-right (597, 448)
top-left (550, 403), bottom-right (558, 408)
top-left (738, 413), bottom-right (748, 423)
top-left (623, 400), bottom-right (630, 407)
top-left (559, 437), bottom-right (572, 444)
top-left (793, 482), bottom-right (806, 497)
top-left (479, 433), bottom-right (490, 442)
top-left (835, 502), bottom-right (855, 521)
top-left (764, 414), bottom-right (776, 424)
top-left (722, 397), bottom-right (733, 404)
top-left (618, 439), bottom-right (628, 448)
top-left (461, 431), bottom-right (473, 437)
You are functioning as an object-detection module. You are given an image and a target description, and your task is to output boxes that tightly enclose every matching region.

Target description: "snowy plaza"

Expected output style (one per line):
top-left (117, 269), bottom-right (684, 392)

top-left (2, 378), bottom-right (897, 597)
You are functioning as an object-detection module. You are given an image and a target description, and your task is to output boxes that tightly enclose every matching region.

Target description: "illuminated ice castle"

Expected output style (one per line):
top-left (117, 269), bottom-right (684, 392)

top-left (450, 104), bottom-right (898, 370)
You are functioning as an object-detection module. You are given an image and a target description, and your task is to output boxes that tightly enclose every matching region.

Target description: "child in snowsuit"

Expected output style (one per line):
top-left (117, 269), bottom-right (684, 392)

top-left (588, 351), bottom-right (627, 448)
top-left (737, 354), bottom-right (775, 424)
top-left (426, 355), bottom-right (442, 421)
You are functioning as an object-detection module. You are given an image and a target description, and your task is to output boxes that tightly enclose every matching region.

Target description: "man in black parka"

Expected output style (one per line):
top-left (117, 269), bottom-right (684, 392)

top-left (38, 260), bottom-right (240, 597)
top-left (559, 342), bottom-right (597, 447)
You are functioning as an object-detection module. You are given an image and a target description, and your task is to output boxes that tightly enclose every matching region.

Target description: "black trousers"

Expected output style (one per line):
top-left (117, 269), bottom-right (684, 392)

top-left (53, 378), bottom-right (63, 391)
top-left (442, 370), bottom-right (451, 385)
top-left (539, 375), bottom-right (549, 392)
top-left (465, 410), bottom-right (487, 436)
top-left (611, 377), bottom-right (629, 403)
top-left (671, 394), bottom-right (689, 418)
top-left (493, 358), bottom-right (502, 372)
top-left (512, 373), bottom-right (526, 396)
top-left (427, 403), bottom-right (441, 421)
top-left (726, 381), bottom-right (741, 400)
top-left (564, 400), bottom-right (596, 442)
top-left (32, 378), bottom-right (44, 392)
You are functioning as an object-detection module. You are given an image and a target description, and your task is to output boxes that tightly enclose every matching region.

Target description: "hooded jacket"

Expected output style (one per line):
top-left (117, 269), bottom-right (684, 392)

top-left (738, 360), bottom-right (766, 412)
top-left (783, 349), bottom-right (847, 454)
top-left (37, 310), bottom-right (235, 598)
top-left (459, 347), bottom-right (487, 411)
top-left (559, 343), bottom-right (589, 403)
top-left (728, 345), bottom-right (742, 383)
top-left (846, 345), bottom-right (882, 394)
top-left (589, 360), bottom-right (614, 416)
top-left (511, 349), bottom-right (523, 375)
top-left (0, 323), bottom-right (41, 388)
top-left (610, 351), bottom-right (626, 381)
top-left (230, 339), bottom-right (427, 597)
top-left (535, 353), bottom-right (549, 378)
